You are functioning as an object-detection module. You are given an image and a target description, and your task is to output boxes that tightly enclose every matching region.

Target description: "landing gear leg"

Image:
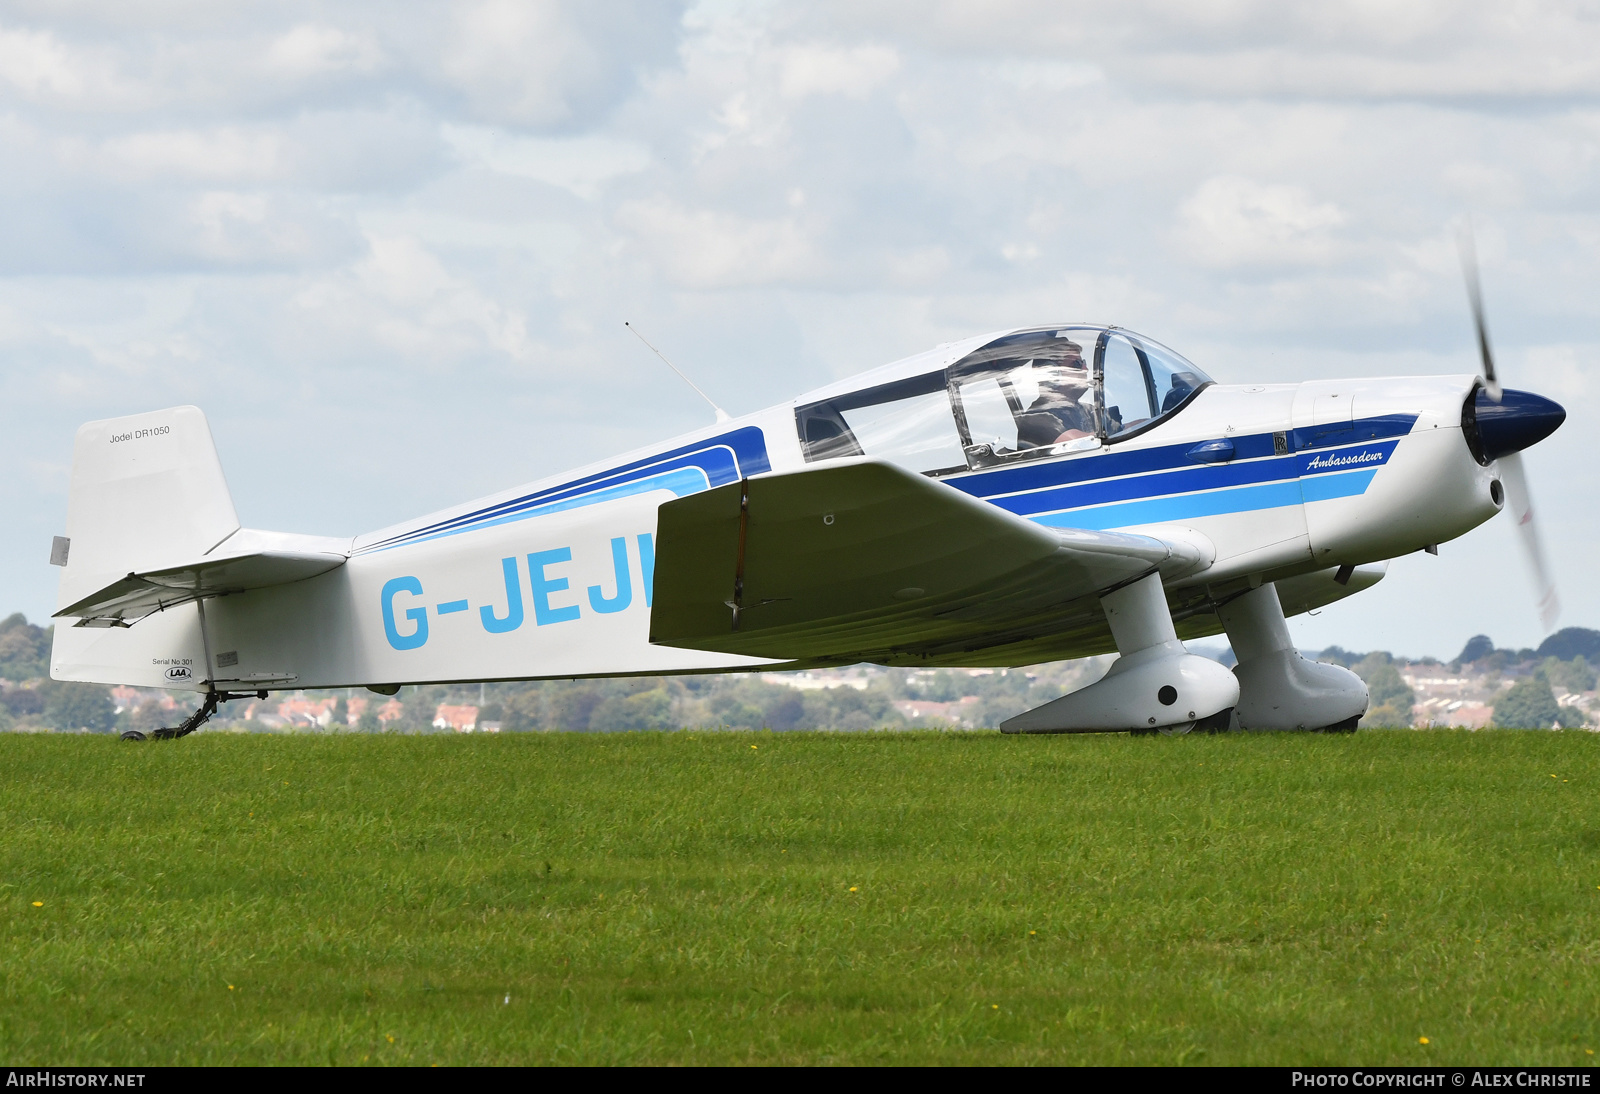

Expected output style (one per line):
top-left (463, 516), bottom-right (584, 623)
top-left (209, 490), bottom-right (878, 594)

top-left (1001, 572), bottom-right (1240, 734)
top-left (122, 689), bottom-right (268, 741)
top-left (1217, 583), bottom-right (1368, 731)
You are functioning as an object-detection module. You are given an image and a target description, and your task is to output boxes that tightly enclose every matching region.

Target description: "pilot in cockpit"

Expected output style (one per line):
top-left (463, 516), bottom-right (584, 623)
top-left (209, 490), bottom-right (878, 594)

top-left (1016, 343), bottom-right (1095, 448)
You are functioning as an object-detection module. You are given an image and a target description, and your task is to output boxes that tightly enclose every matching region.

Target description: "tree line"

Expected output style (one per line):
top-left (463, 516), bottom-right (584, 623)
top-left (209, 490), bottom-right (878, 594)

top-left (3, 611), bottom-right (1597, 733)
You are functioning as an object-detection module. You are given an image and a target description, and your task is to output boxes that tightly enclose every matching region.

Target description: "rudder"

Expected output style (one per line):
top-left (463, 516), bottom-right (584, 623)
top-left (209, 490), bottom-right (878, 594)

top-left (55, 405), bottom-right (240, 616)
top-left (51, 407), bottom-right (240, 691)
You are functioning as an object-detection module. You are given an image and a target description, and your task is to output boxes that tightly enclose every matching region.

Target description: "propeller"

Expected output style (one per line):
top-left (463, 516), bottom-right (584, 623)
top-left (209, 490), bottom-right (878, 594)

top-left (1457, 227), bottom-right (1501, 402)
top-left (1457, 224), bottom-right (1560, 631)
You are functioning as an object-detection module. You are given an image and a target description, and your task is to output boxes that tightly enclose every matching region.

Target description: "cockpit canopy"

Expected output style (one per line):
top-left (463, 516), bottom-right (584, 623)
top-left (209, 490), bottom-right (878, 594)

top-left (795, 326), bottom-right (1212, 475)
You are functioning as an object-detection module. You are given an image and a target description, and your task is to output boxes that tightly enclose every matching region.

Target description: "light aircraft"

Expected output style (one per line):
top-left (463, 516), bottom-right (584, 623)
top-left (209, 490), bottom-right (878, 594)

top-left (48, 256), bottom-right (1565, 740)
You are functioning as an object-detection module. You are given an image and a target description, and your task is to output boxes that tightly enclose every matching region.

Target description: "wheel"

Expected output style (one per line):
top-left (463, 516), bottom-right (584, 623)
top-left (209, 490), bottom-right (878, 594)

top-left (1131, 722), bottom-right (1194, 736)
top-left (119, 730), bottom-right (147, 742)
top-left (1313, 717), bottom-right (1360, 734)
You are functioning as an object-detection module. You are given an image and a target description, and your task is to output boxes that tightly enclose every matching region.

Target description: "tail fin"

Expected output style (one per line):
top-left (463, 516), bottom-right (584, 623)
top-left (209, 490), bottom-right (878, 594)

top-left (52, 405), bottom-right (349, 690)
top-left (55, 406), bottom-right (240, 617)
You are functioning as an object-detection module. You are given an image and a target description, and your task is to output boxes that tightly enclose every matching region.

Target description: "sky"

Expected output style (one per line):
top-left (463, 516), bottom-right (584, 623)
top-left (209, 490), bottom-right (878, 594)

top-left (1, 0), bottom-right (1597, 661)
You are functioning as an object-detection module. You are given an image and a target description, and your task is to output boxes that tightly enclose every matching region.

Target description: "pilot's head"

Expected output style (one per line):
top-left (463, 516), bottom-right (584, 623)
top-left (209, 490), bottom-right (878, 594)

top-left (1040, 343), bottom-right (1089, 392)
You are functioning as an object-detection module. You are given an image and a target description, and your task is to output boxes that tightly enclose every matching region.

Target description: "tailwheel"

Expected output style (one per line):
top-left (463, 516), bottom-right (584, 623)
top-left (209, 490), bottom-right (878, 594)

top-left (150, 691), bottom-right (222, 739)
top-left (135, 689), bottom-right (266, 741)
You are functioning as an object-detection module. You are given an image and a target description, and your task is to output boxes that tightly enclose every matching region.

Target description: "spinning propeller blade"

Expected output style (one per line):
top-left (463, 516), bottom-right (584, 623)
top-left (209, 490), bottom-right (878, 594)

top-left (1496, 452), bottom-right (1560, 631)
top-left (1457, 223), bottom-right (1558, 630)
top-left (1457, 225), bottom-right (1502, 402)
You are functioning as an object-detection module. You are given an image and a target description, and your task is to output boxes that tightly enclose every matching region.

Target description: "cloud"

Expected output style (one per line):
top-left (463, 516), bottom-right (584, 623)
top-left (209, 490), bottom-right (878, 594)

top-left (778, 44), bottom-right (900, 100)
top-left (1177, 176), bottom-right (1348, 269)
top-left (294, 234), bottom-right (535, 364)
top-left (263, 23), bottom-right (383, 79)
top-left (0, 21), bottom-right (132, 107)
top-left (614, 197), bottom-right (823, 289)
top-left (1520, 342), bottom-right (1597, 408)
top-left (990, 60), bottom-right (1103, 92)
top-left (441, 124), bottom-right (650, 199)
top-left (812, 0), bottom-right (1600, 100)
top-left (98, 127), bottom-right (288, 182)
top-left (183, 190), bottom-right (356, 267)
top-left (437, 0), bottom-right (687, 128)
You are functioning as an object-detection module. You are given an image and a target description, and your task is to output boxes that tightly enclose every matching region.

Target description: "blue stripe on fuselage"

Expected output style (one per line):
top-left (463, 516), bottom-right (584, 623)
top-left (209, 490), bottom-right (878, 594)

top-left (1301, 467), bottom-right (1380, 502)
top-left (1293, 413), bottom-right (1418, 455)
top-left (365, 467), bottom-right (712, 553)
top-left (947, 413), bottom-right (1415, 502)
top-left (988, 439), bottom-right (1401, 518)
top-left (356, 412), bottom-right (1414, 554)
top-left (356, 426), bottom-right (770, 554)
top-left (1031, 469), bottom-right (1378, 530)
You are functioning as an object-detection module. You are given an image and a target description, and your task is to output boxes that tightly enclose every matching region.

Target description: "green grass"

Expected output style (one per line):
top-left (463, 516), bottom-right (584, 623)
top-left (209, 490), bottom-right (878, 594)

top-left (1, 730), bottom-right (1597, 1066)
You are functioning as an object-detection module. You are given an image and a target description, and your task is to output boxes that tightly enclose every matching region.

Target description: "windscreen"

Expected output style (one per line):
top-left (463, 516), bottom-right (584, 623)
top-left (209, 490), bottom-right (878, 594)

top-left (948, 326), bottom-right (1212, 467)
top-left (948, 328), bottom-right (1105, 463)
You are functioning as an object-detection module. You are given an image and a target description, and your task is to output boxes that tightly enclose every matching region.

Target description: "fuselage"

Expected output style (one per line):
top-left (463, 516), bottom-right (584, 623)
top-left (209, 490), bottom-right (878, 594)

top-left (51, 324), bottom-right (1539, 692)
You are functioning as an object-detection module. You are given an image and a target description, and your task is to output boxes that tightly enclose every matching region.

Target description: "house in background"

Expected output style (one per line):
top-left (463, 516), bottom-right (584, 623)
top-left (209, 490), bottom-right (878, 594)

top-left (277, 696), bottom-right (337, 727)
top-left (434, 704), bottom-right (479, 732)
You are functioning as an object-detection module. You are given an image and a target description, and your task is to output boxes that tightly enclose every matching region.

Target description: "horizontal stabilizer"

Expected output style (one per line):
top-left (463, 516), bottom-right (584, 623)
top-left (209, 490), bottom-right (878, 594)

top-left (649, 458), bottom-right (1206, 661)
top-left (58, 542), bottom-right (347, 626)
top-left (53, 405), bottom-right (351, 629)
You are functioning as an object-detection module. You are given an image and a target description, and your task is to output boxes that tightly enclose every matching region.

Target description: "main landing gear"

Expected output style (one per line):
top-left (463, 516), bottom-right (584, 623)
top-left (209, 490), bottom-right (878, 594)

top-left (1000, 573), bottom-right (1370, 736)
top-left (1216, 583), bottom-right (1367, 732)
top-left (1001, 572), bottom-right (1240, 735)
top-left (119, 689), bottom-right (268, 741)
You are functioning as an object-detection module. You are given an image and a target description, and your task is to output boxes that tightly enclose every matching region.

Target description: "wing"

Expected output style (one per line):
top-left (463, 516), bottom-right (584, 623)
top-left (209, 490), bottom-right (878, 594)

top-left (648, 458), bottom-right (1208, 661)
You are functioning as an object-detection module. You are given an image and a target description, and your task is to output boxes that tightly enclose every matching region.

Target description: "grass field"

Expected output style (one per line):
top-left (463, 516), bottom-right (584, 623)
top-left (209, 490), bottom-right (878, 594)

top-left (1, 729), bottom-right (1597, 1066)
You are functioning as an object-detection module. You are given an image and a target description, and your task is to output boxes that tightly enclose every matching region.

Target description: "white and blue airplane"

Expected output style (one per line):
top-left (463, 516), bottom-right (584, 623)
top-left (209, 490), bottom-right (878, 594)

top-left (48, 291), bottom-right (1565, 739)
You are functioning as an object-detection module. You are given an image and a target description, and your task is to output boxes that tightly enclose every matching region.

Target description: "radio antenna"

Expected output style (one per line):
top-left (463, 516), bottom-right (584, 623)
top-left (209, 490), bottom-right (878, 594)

top-left (624, 321), bottom-right (730, 423)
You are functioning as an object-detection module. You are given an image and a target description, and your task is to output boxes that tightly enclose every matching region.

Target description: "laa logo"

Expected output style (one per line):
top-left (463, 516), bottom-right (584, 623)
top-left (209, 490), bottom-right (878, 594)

top-left (164, 666), bottom-right (193, 682)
